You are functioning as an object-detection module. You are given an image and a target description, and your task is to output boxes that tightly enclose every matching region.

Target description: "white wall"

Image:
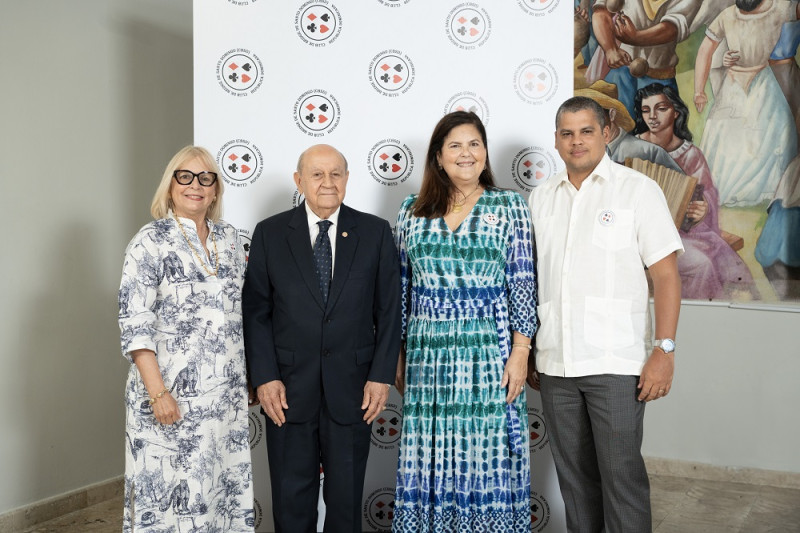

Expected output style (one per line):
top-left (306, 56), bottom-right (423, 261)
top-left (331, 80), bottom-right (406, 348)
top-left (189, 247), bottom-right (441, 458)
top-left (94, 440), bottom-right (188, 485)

top-left (0, 0), bottom-right (797, 518)
top-left (0, 0), bottom-right (194, 514)
top-left (643, 303), bottom-right (800, 473)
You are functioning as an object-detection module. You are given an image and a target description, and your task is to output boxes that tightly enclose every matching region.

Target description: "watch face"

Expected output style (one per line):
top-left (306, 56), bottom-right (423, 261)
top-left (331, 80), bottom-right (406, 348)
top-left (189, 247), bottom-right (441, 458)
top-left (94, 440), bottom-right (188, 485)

top-left (660, 339), bottom-right (675, 352)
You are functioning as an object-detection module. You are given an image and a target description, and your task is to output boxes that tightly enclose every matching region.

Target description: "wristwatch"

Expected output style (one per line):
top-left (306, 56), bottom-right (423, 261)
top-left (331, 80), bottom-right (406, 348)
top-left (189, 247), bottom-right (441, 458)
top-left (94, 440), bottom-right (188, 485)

top-left (654, 338), bottom-right (676, 354)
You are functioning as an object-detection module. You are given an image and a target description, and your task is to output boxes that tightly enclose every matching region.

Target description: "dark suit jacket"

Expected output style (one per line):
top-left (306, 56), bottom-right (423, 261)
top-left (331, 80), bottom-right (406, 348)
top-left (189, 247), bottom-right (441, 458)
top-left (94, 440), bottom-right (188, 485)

top-left (243, 203), bottom-right (401, 425)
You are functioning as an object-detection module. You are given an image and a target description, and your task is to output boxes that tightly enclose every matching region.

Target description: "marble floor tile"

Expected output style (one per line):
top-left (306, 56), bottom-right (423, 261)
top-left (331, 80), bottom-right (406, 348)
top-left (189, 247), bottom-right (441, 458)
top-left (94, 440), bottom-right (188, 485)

top-left (16, 474), bottom-right (800, 532)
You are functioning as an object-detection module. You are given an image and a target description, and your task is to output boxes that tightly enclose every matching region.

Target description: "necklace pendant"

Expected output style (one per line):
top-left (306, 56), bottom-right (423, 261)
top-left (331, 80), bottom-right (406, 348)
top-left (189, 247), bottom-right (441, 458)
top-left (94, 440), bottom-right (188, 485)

top-left (452, 205), bottom-right (462, 213)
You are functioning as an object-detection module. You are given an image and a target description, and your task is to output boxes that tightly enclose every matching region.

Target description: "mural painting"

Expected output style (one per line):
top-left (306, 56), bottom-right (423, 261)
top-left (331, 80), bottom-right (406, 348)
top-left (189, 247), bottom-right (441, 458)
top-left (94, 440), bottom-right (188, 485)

top-left (573, 0), bottom-right (800, 302)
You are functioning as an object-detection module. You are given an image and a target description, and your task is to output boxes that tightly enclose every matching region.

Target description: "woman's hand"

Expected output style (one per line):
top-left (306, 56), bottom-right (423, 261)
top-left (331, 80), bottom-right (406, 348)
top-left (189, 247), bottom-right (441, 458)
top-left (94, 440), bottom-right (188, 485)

top-left (130, 349), bottom-right (181, 425)
top-left (694, 92), bottom-right (708, 113)
top-left (152, 391), bottom-right (182, 425)
top-left (686, 200), bottom-right (708, 224)
top-left (501, 346), bottom-right (529, 404)
top-left (722, 50), bottom-right (740, 68)
top-left (247, 384), bottom-right (259, 407)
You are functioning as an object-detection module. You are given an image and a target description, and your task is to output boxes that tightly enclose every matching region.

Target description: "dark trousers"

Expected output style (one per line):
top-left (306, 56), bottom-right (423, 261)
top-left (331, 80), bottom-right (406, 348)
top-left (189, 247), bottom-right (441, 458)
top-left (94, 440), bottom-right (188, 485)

top-left (540, 374), bottom-right (651, 533)
top-left (265, 401), bottom-right (372, 533)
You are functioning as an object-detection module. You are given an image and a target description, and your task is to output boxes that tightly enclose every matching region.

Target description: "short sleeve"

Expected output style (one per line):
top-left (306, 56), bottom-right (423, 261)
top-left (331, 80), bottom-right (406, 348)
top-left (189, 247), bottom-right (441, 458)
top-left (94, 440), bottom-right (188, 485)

top-left (634, 178), bottom-right (684, 267)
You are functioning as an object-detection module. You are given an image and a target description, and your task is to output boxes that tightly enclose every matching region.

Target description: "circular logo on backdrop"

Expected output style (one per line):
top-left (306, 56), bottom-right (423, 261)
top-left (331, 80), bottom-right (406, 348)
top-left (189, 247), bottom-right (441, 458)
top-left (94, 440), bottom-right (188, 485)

top-left (446, 4), bottom-right (492, 49)
top-left (518, 0), bottom-right (560, 16)
top-left (294, 90), bottom-right (341, 136)
top-left (512, 147), bottom-right (557, 192)
top-left (217, 140), bottom-right (264, 188)
top-left (237, 229), bottom-right (252, 263)
top-left (444, 91), bottom-right (490, 124)
top-left (371, 402), bottom-right (402, 449)
top-left (377, 0), bottom-right (411, 6)
top-left (514, 58), bottom-right (559, 105)
top-left (216, 49), bottom-right (264, 96)
top-left (249, 498), bottom-right (263, 529)
top-left (367, 140), bottom-right (415, 186)
top-left (369, 50), bottom-right (415, 96)
top-left (295, 1), bottom-right (343, 46)
top-left (531, 491), bottom-right (552, 532)
top-left (363, 488), bottom-right (396, 531)
top-left (247, 411), bottom-right (263, 448)
top-left (527, 406), bottom-right (549, 452)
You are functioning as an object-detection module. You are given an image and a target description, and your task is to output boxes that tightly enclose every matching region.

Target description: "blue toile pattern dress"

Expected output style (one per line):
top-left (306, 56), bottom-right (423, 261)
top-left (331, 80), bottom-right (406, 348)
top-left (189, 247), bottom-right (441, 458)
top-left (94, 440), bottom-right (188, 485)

top-left (119, 214), bottom-right (254, 532)
top-left (392, 189), bottom-right (538, 533)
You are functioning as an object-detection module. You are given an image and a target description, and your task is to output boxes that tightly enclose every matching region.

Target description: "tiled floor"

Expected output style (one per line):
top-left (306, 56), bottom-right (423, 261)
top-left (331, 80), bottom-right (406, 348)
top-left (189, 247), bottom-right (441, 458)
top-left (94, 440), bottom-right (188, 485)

top-left (19, 474), bottom-right (800, 532)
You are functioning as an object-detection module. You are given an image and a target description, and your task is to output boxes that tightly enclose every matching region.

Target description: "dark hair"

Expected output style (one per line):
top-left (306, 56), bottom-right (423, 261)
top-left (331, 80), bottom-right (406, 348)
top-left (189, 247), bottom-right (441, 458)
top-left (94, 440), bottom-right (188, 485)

top-left (555, 96), bottom-right (607, 130)
top-left (632, 83), bottom-right (693, 142)
top-left (735, 0), bottom-right (762, 12)
top-left (413, 111), bottom-right (497, 218)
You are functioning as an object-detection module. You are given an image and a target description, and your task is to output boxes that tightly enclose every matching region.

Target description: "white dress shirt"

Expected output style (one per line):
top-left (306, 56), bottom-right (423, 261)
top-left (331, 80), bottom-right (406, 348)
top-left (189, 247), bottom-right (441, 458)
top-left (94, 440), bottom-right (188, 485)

top-left (305, 203), bottom-right (340, 276)
top-left (528, 154), bottom-right (683, 377)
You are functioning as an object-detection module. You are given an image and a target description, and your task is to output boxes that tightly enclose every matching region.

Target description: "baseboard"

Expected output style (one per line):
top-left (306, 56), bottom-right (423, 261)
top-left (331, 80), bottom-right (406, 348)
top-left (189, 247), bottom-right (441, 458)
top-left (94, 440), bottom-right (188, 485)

top-left (645, 457), bottom-right (800, 490)
top-left (0, 476), bottom-right (123, 532)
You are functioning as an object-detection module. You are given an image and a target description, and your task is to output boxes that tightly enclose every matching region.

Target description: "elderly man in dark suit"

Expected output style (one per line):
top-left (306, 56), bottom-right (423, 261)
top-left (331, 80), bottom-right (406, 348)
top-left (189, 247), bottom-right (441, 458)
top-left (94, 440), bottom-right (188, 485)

top-left (243, 144), bottom-right (401, 533)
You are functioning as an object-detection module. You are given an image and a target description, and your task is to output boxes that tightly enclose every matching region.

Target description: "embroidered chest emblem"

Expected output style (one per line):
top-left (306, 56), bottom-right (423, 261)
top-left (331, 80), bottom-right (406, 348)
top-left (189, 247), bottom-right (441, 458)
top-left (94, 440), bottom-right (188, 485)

top-left (599, 210), bottom-right (615, 226)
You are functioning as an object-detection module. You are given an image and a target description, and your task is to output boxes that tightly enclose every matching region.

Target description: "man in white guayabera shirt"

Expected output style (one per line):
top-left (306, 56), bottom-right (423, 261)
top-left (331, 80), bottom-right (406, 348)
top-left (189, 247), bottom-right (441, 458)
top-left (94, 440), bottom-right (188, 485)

top-left (527, 96), bottom-right (683, 533)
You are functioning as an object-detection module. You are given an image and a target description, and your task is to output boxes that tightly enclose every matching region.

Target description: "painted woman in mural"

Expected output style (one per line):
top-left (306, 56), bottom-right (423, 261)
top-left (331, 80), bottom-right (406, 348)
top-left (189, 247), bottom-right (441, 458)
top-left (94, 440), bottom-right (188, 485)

top-left (754, 19), bottom-right (800, 299)
top-left (693, 0), bottom-right (800, 207)
top-left (634, 83), bottom-right (758, 299)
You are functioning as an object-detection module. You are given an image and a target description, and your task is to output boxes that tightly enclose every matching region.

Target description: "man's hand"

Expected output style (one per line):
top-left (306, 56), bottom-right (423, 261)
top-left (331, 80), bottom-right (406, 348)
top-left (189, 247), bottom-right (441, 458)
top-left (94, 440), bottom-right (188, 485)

top-left (362, 381), bottom-right (390, 424)
top-left (257, 380), bottom-right (288, 426)
top-left (526, 352), bottom-right (541, 391)
top-left (606, 47), bottom-right (632, 69)
top-left (637, 349), bottom-right (674, 402)
top-left (395, 346), bottom-right (406, 395)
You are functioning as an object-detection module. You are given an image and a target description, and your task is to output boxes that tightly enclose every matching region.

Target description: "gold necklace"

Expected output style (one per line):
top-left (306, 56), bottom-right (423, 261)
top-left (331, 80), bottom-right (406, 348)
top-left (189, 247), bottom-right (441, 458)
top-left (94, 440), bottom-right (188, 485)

top-left (451, 184), bottom-right (481, 213)
top-left (174, 215), bottom-right (219, 277)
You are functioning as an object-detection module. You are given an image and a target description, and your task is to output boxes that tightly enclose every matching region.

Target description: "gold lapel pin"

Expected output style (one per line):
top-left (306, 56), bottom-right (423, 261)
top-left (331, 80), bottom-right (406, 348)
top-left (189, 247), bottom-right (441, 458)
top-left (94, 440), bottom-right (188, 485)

top-left (342, 231), bottom-right (348, 237)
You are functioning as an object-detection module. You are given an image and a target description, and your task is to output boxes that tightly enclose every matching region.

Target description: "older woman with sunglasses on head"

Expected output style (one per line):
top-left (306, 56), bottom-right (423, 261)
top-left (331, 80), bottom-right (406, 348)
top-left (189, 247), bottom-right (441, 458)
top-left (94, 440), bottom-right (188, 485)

top-left (118, 146), bottom-right (254, 532)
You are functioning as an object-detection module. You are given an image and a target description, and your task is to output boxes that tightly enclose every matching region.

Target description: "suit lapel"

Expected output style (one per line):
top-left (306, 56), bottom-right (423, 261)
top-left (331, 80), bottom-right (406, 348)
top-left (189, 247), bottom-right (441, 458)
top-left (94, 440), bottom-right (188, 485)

top-left (287, 203), bottom-right (326, 309)
top-left (327, 204), bottom-right (358, 310)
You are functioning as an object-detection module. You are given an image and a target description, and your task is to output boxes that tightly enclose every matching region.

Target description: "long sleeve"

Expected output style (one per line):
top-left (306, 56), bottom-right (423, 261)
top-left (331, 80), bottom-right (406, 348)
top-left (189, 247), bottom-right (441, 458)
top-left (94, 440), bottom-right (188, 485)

top-left (394, 195), bottom-right (416, 341)
top-left (118, 228), bottom-right (163, 362)
top-left (242, 221), bottom-right (280, 388)
top-left (504, 192), bottom-right (538, 339)
top-left (367, 219), bottom-right (402, 383)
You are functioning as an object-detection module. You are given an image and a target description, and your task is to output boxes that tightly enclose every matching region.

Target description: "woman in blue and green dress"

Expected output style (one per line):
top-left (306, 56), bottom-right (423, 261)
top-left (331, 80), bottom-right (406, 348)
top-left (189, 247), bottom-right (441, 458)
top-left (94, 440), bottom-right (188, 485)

top-left (392, 111), bottom-right (538, 532)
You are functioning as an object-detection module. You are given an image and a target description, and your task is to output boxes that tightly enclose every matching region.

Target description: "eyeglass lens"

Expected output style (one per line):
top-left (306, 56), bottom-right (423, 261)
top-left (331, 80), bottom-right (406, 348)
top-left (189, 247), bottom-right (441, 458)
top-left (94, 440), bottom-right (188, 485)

top-left (174, 170), bottom-right (217, 186)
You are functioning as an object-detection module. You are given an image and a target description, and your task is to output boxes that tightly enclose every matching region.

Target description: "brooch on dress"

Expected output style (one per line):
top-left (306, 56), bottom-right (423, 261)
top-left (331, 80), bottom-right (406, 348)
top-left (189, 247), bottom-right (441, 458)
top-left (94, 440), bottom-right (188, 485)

top-left (482, 213), bottom-right (500, 225)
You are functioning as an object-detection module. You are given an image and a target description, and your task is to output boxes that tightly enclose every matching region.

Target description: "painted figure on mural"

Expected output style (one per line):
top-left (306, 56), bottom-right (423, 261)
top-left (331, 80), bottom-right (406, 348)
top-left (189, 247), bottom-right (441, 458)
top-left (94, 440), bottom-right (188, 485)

top-left (754, 19), bottom-right (800, 299)
top-left (589, 0), bottom-right (702, 116)
top-left (694, 0), bottom-right (800, 207)
top-left (633, 83), bottom-right (759, 300)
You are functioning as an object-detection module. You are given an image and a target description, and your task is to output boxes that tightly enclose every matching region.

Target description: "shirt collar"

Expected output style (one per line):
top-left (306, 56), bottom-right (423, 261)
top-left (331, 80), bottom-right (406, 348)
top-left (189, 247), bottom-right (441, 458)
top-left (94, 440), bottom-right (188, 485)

top-left (556, 152), bottom-right (614, 188)
top-left (305, 202), bottom-right (341, 229)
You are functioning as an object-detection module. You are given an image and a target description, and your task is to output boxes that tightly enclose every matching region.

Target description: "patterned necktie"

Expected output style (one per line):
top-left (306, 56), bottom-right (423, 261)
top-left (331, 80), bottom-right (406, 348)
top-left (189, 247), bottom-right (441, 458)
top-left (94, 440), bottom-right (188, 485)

top-left (314, 220), bottom-right (333, 303)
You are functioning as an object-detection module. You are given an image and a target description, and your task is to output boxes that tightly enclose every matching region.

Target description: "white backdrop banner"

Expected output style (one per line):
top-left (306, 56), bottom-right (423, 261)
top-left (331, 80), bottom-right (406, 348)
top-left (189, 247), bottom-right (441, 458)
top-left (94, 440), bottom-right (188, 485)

top-left (194, 1), bottom-right (572, 531)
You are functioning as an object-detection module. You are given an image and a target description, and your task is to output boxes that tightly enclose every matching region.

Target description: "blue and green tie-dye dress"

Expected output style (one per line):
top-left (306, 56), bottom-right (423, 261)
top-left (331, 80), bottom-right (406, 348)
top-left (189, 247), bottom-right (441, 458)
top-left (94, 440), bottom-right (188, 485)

top-left (392, 189), bottom-right (538, 533)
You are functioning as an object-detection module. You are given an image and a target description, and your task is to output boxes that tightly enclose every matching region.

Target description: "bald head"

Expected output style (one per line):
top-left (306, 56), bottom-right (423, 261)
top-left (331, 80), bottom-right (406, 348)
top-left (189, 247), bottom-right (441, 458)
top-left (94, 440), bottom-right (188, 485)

top-left (297, 144), bottom-right (349, 174)
top-left (293, 144), bottom-right (350, 219)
